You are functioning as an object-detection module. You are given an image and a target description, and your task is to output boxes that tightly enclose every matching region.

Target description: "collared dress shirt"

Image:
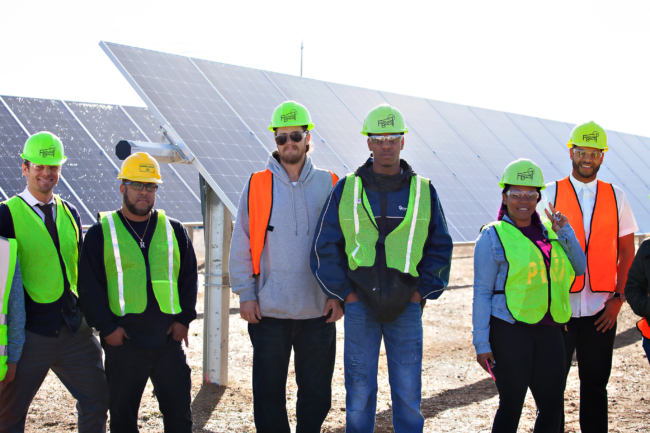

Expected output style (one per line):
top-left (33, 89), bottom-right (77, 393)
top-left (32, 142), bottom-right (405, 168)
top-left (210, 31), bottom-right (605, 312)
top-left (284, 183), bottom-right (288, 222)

top-left (538, 175), bottom-right (638, 317)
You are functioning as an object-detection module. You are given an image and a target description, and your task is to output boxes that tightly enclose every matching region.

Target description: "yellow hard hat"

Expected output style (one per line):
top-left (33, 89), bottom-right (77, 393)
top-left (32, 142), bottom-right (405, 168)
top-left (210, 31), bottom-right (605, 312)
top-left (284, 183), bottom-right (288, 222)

top-left (117, 152), bottom-right (163, 184)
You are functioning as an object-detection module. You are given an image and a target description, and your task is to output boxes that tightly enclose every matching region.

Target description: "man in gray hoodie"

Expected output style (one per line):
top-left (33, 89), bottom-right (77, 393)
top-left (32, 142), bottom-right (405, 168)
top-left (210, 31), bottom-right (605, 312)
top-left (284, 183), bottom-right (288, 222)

top-left (229, 101), bottom-right (341, 433)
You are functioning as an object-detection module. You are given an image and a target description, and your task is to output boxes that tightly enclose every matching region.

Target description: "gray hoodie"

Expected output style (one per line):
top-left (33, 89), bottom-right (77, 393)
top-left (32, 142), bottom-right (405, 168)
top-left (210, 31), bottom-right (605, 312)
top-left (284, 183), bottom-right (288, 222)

top-left (229, 153), bottom-right (337, 320)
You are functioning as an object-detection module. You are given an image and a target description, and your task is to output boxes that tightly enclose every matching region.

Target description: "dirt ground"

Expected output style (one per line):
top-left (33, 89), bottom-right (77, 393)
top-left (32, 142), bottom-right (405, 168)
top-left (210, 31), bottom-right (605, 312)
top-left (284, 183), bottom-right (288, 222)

top-left (22, 245), bottom-right (650, 432)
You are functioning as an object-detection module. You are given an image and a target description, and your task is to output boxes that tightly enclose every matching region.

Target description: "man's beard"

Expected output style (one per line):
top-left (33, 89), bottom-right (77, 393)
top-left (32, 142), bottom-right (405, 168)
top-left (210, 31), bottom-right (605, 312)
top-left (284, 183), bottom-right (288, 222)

top-left (572, 159), bottom-right (601, 178)
top-left (279, 147), bottom-right (305, 165)
top-left (123, 193), bottom-right (153, 216)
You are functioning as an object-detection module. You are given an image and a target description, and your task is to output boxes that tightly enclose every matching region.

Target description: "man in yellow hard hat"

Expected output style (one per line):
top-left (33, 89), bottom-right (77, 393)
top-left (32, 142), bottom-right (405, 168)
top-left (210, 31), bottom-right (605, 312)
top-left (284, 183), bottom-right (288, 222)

top-left (0, 132), bottom-right (109, 432)
top-left (78, 152), bottom-right (198, 432)
top-left (537, 121), bottom-right (637, 432)
top-left (311, 105), bottom-right (453, 432)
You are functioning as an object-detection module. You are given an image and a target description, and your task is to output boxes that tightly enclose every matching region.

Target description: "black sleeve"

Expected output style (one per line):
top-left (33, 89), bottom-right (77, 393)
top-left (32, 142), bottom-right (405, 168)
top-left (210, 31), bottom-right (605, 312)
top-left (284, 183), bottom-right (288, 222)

top-left (624, 240), bottom-right (650, 319)
top-left (0, 204), bottom-right (16, 239)
top-left (77, 223), bottom-right (119, 337)
top-left (170, 219), bottom-right (198, 328)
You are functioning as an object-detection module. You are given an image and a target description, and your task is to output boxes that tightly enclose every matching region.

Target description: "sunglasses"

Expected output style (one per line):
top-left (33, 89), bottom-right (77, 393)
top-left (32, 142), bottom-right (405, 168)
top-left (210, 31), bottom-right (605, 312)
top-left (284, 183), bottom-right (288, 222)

top-left (506, 190), bottom-right (539, 201)
top-left (573, 149), bottom-right (602, 160)
top-left (123, 181), bottom-right (159, 192)
top-left (275, 131), bottom-right (308, 146)
top-left (368, 134), bottom-right (403, 145)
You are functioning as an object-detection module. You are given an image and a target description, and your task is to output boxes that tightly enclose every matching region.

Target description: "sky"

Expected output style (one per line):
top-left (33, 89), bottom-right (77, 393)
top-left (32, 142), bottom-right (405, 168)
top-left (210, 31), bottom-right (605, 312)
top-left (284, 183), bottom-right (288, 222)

top-left (2, 0), bottom-right (649, 137)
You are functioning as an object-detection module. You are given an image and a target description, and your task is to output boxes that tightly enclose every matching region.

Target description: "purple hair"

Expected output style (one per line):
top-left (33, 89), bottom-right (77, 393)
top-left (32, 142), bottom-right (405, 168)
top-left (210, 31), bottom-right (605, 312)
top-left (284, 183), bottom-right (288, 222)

top-left (498, 186), bottom-right (542, 225)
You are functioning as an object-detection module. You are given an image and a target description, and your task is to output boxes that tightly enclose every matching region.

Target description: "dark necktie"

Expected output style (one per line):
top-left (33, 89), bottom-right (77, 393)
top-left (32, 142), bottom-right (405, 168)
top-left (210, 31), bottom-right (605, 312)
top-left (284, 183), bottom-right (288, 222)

top-left (37, 203), bottom-right (60, 248)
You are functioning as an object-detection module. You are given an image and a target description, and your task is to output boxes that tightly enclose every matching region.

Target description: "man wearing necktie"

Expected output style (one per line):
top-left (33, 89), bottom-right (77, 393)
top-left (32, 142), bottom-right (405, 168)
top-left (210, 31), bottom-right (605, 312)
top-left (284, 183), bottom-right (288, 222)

top-left (0, 132), bottom-right (109, 432)
top-left (537, 121), bottom-right (637, 433)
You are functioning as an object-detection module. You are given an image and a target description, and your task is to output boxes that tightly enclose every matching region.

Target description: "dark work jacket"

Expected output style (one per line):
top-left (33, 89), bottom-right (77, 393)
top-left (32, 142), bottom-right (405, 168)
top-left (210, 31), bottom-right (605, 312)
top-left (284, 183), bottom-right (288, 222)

top-left (310, 157), bottom-right (454, 322)
top-left (624, 238), bottom-right (650, 322)
top-left (0, 198), bottom-right (83, 337)
top-left (77, 210), bottom-right (198, 350)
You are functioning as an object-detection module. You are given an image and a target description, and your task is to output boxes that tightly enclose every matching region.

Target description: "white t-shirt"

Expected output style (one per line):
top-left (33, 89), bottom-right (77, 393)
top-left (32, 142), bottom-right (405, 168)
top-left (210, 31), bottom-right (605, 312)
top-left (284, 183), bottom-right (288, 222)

top-left (537, 175), bottom-right (638, 317)
top-left (19, 188), bottom-right (56, 223)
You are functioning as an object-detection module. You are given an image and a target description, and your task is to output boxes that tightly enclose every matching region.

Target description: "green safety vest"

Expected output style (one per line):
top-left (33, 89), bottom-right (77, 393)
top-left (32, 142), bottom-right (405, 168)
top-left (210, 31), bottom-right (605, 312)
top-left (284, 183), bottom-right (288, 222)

top-left (488, 219), bottom-right (574, 324)
top-left (100, 210), bottom-right (182, 317)
top-left (339, 173), bottom-right (431, 277)
top-left (0, 238), bottom-right (18, 381)
top-left (4, 195), bottom-right (79, 303)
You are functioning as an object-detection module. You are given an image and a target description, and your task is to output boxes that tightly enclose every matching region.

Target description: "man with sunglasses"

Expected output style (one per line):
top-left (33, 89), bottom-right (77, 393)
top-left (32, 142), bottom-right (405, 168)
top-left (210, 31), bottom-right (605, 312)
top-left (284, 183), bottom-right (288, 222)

top-left (77, 152), bottom-right (198, 432)
top-left (311, 105), bottom-right (453, 432)
top-left (230, 101), bottom-right (340, 433)
top-left (537, 121), bottom-right (637, 433)
top-left (0, 132), bottom-right (109, 432)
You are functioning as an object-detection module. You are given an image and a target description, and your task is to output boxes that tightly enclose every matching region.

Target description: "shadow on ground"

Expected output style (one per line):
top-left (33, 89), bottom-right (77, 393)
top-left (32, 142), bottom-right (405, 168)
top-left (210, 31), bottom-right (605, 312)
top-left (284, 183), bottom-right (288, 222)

top-left (613, 326), bottom-right (642, 350)
top-left (330, 377), bottom-right (497, 432)
top-left (191, 384), bottom-right (226, 432)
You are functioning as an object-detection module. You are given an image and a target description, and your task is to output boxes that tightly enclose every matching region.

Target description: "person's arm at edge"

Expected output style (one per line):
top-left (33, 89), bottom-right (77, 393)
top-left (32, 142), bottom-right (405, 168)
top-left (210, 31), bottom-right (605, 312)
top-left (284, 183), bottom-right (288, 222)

top-left (416, 183), bottom-right (453, 301)
top-left (617, 233), bottom-right (635, 295)
top-left (229, 181), bottom-right (258, 303)
top-left (310, 180), bottom-right (353, 302)
top-left (7, 259), bottom-right (25, 364)
top-left (77, 223), bottom-right (118, 338)
top-left (625, 241), bottom-right (650, 318)
top-left (472, 228), bottom-right (499, 355)
top-left (172, 221), bottom-right (198, 328)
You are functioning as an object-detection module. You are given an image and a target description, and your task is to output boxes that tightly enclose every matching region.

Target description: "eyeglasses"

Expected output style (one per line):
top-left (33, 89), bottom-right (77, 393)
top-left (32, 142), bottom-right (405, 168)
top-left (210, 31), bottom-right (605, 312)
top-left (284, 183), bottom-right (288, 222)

top-left (506, 190), bottom-right (539, 201)
top-left (30, 164), bottom-right (61, 173)
top-left (123, 181), bottom-right (159, 192)
top-left (368, 135), bottom-right (403, 145)
top-left (574, 149), bottom-right (602, 160)
top-left (275, 131), bottom-right (308, 146)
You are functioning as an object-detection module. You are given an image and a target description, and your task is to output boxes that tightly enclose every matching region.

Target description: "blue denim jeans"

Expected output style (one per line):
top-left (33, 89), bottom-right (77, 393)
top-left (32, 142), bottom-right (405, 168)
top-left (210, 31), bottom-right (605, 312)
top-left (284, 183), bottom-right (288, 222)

top-left (344, 300), bottom-right (424, 433)
top-left (644, 337), bottom-right (650, 366)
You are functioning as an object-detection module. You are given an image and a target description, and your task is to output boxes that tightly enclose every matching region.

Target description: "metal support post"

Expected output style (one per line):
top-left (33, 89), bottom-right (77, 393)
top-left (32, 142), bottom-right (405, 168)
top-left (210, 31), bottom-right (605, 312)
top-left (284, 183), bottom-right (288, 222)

top-left (201, 175), bottom-right (232, 385)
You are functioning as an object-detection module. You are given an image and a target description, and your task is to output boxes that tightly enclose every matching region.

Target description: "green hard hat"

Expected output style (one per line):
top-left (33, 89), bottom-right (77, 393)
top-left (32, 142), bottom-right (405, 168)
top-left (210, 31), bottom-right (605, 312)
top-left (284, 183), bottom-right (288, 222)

top-left (567, 121), bottom-right (608, 152)
top-left (21, 131), bottom-right (67, 166)
top-left (268, 101), bottom-right (315, 131)
top-left (361, 104), bottom-right (408, 136)
top-left (498, 158), bottom-right (546, 190)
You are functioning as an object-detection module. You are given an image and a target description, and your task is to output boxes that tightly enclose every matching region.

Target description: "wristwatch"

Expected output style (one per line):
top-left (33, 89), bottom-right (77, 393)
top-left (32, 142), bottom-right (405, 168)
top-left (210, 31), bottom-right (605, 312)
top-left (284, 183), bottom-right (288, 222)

top-left (613, 293), bottom-right (626, 303)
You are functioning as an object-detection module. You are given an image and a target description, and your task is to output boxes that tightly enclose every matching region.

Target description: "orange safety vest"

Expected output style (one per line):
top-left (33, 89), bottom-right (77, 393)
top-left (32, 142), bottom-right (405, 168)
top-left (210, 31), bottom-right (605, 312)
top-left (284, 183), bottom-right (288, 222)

top-left (247, 168), bottom-right (338, 275)
top-left (638, 318), bottom-right (650, 339)
top-left (554, 176), bottom-right (619, 293)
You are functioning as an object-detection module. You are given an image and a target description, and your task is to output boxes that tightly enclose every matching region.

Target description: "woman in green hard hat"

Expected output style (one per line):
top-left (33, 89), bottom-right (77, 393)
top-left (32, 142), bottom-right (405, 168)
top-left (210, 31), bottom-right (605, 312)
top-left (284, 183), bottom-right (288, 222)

top-left (472, 158), bottom-right (585, 432)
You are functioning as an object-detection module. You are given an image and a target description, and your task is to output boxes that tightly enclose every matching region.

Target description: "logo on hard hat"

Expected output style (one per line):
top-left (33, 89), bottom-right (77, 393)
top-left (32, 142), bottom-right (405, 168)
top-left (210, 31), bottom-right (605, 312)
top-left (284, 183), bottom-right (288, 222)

top-left (517, 168), bottom-right (534, 181)
top-left (139, 164), bottom-right (155, 173)
top-left (583, 131), bottom-right (599, 142)
top-left (281, 109), bottom-right (298, 122)
top-left (377, 115), bottom-right (395, 128)
top-left (39, 147), bottom-right (56, 158)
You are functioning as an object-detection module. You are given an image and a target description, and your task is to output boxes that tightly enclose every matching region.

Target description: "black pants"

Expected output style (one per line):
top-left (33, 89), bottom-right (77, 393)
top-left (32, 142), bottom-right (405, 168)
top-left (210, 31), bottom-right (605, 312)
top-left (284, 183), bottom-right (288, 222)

top-left (561, 308), bottom-right (617, 433)
top-left (248, 316), bottom-right (336, 433)
top-left (489, 316), bottom-right (566, 433)
top-left (102, 338), bottom-right (192, 433)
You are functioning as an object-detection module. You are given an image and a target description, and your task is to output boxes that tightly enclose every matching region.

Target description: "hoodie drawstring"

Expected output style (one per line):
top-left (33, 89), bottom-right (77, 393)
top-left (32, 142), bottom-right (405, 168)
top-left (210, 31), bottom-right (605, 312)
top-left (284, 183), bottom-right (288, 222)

top-left (290, 185), bottom-right (297, 236)
top-left (300, 181), bottom-right (309, 235)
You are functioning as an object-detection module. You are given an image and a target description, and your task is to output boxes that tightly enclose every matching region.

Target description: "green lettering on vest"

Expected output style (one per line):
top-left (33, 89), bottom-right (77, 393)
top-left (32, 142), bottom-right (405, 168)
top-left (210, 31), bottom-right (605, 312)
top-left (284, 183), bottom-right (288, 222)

top-left (0, 238), bottom-right (17, 381)
top-left (5, 195), bottom-right (79, 303)
top-left (100, 210), bottom-right (181, 317)
top-left (339, 174), bottom-right (431, 277)
top-left (489, 219), bottom-right (574, 324)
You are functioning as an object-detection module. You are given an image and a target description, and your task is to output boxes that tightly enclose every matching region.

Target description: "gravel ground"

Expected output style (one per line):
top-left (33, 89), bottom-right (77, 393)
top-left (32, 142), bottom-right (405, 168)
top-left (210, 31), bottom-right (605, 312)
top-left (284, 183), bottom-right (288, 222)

top-left (19, 246), bottom-right (650, 432)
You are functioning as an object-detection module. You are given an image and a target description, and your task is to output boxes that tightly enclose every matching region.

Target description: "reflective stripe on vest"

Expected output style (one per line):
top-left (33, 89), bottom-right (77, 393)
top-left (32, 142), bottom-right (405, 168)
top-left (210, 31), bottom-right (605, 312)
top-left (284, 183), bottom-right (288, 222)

top-left (100, 210), bottom-right (181, 316)
top-left (4, 195), bottom-right (79, 303)
top-left (0, 238), bottom-right (17, 381)
top-left (637, 318), bottom-right (650, 339)
top-left (490, 219), bottom-right (574, 324)
top-left (555, 177), bottom-right (618, 293)
top-left (247, 168), bottom-right (338, 275)
top-left (339, 174), bottom-right (431, 277)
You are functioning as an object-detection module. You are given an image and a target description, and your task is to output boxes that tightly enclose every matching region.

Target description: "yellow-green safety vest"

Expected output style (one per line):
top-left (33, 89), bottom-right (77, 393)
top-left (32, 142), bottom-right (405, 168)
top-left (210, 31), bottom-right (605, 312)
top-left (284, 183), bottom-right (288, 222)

top-left (339, 173), bottom-right (431, 277)
top-left (488, 219), bottom-right (575, 324)
top-left (100, 210), bottom-right (182, 316)
top-left (4, 195), bottom-right (79, 303)
top-left (0, 238), bottom-right (18, 381)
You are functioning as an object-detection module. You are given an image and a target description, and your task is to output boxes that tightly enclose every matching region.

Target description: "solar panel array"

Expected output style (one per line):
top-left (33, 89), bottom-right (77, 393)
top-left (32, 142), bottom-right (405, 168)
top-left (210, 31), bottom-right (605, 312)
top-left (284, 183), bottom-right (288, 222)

top-left (0, 96), bottom-right (202, 225)
top-left (100, 42), bottom-right (650, 241)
